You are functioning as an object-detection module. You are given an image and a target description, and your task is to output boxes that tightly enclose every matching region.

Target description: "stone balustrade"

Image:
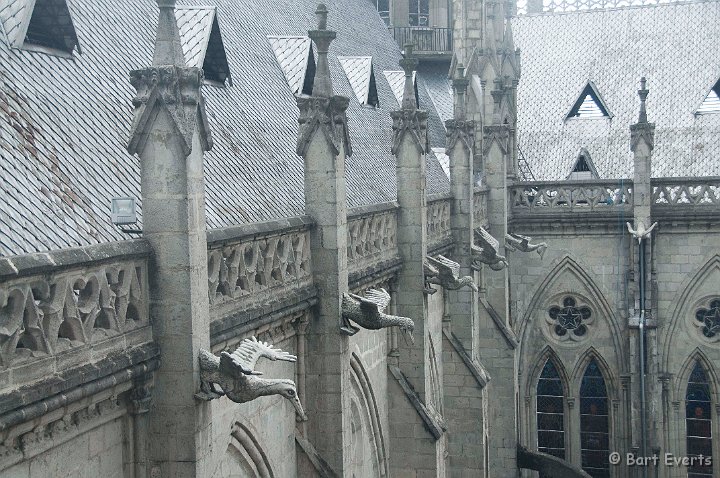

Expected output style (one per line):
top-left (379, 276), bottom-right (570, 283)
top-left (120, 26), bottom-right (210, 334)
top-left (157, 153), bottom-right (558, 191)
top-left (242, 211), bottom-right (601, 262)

top-left (206, 217), bottom-right (315, 323)
top-left (0, 240), bottom-right (153, 391)
top-left (427, 195), bottom-right (453, 250)
top-left (347, 202), bottom-right (400, 278)
top-left (652, 177), bottom-right (720, 206)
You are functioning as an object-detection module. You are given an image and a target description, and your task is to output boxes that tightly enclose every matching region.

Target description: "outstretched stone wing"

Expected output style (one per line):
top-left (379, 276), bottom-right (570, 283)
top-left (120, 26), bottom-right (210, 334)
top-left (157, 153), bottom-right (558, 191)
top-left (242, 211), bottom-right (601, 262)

top-left (223, 336), bottom-right (297, 376)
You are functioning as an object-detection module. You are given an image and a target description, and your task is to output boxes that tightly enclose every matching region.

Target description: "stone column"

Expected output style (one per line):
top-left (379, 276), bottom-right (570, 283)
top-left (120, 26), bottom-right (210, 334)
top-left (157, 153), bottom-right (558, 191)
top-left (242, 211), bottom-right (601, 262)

top-left (388, 44), bottom-right (445, 476)
top-left (296, 4), bottom-right (352, 474)
top-left (126, 1), bottom-right (214, 476)
top-left (628, 78), bottom-right (658, 466)
top-left (445, 63), bottom-right (478, 353)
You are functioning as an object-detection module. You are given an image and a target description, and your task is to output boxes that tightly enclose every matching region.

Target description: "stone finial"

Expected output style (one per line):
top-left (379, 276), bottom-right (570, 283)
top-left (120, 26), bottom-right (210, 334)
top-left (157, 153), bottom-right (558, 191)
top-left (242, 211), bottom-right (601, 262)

top-left (153, 0), bottom-right (185, 67)
top-left (400, 43), bottom-right (419, 111)
top-left (638, 76), bottom-right (649, 124)
top-left (308, 3), bottom-right (336, 98)
top-left (445, 63), bottom-right (474, 153)
top-left (452, 63), bottom-right (469, 120)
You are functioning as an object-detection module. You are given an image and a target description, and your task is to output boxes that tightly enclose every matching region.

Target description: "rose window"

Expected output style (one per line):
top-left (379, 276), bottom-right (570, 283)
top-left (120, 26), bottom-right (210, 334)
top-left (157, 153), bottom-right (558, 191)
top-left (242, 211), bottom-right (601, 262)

top-left (695, 299), bottom-right (720, 339)
top-left (547, 297), bottom-right (593, 341)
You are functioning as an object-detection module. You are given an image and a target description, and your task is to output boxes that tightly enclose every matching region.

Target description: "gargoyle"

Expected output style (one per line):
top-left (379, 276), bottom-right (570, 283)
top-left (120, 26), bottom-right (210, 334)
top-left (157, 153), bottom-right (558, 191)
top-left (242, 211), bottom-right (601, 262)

top-left (505, 232), bottom-right (548, 259)
top-left (473, 226), bottom-right (508, 271)
top-left (197, 337), bottom-right (308, 421)
top-left (341, 288), bottom-right (415, 343)
top-left (425, 255), bottom-right (478, 292)
top-left (626, 221), bottom-right (657, 243)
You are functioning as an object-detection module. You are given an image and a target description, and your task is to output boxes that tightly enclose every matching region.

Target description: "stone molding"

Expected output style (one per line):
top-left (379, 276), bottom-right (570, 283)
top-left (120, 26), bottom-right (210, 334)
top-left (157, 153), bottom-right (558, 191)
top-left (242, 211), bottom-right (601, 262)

top-left (482, 124), bottom-right (510, 156)
top-left (127, 65), bottom-right (213, 156)
top-left (442, 329), bottom-right (491, 388)
top-left (388, 365), bottom-right (446, 440)
top-left (630, 122), bottom-right (656, 152)
top-left (445, 119), bottom-right (475, 154)
top-left (348, 207), bottom-right (398, 274)
top-left (390, 109), bottom-right (429, 155)
top-left (296, 95), bottom-right (352, 158)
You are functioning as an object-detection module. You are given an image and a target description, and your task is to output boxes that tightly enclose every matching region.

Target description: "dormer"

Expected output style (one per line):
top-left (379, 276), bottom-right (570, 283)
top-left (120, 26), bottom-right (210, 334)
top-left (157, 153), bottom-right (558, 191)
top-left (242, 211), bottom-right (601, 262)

top-left (1, 0), bottom-right (80, 56)
top-left (566, 149), bottom-right (599, 180)
top-left (338, 56), bottom-right (379, 107)
top-left (696, 78), bottom-right (720, 115)
top-left (383, 70), bottom-right (419, 108)
top-left (268, 36), bottom-right (316, 96)
top-left (566, 82), bottom-right (611, 120)
top-left (176, 6), bottom-right (232, 86)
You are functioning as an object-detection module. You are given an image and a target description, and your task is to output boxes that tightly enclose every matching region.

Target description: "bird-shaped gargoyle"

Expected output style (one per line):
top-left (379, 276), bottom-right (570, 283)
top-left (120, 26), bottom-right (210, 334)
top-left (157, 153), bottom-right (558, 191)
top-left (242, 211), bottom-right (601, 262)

top-left (505, 232), bottom-right (548, 259)
top-left (424, 255), bottom-right (478, 293)
top-left (626, 221), bottom-right (658, 243)
top-left (197, 337), bottom-right (308, 421)
top-left (341, 288), bottom-right (415, 343)
top-left (472, 226), bottom-right (508, 271)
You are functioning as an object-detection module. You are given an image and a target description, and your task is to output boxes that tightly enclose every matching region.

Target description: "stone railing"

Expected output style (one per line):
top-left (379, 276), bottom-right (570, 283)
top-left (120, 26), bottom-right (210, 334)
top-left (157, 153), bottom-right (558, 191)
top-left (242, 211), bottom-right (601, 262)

top-left (652, 177), bottom-right (720, 207)
top-left (347, 202), bottom-right (400, 279)
top-left (206, 217), bottom-right (315, 323)
top-left (510, 180), bottom-right (633, 214)
top-left (474, 187), bottom-right (488, 227)
top-left (427, 195), bottom-right (453, 250)
top-left (0, 240), bottom-right (152, 390)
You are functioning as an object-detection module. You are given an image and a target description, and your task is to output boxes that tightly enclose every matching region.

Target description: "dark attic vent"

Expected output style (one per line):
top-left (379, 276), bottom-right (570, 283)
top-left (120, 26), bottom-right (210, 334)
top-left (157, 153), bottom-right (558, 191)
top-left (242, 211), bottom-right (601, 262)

top-left (24, 0), bottom-right (80, 54)
top-left (567, 83), bottom-right (610, 119)
top-left (697, 79), bottom-right (720, 114)
top-left (203, 14), bottom-right (231, 85)
top-left (301, 47), bottom-right (316, 96)
top-left (176, 7), bottom-right (232, 87)
top-left (567, 148), bottom-right (599, 180)
top-left (367, 68), bottom-right (380, 107)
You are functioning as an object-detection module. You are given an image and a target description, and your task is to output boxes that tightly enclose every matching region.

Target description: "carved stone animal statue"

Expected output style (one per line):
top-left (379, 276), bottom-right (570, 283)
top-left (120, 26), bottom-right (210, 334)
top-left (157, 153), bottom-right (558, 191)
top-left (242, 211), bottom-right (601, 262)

top-left (505, 232), bottom-right (548, 259)
top-left (197, 337), bottom-right (308, 421)
top-left (425, 255), bottom-right (478, 292)
top-left (473, 226), bottom-right (508, 271)
top-left (341, 288), bottom-right (415, 343)
top-left (626, 221), bottom-right (658, 243)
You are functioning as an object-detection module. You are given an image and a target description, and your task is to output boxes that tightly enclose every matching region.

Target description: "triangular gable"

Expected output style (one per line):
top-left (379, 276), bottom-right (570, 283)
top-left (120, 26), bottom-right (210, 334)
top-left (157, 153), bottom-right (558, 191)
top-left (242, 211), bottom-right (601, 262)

top-left (338, 56), bottom-right (379, 106)
top-left (268, 36), bottom-right (315, 95)
top-left (566, 82), bottom-right (611, 119)
top-left (696, 79), bottom-right (720, 114)
top-left (176, 6), bottom-right (232, 85)
top-left (383, 70), bottom-right (418, 107)
top-left (566, 148), bottom-right (599, 180)
top-left (1, 0), bottom-right (80, 54)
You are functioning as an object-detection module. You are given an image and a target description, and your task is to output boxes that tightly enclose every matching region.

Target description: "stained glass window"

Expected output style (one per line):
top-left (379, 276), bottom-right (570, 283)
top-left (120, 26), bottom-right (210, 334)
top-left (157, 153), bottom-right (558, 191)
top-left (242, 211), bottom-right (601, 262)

top-left (686, 361), bottom-right (713, 478)
top-left (695, 300), bottom-right (720, 339)
top-left (409, 0), bottom-right (430, 26)
top-left (549, 296), bottom-right (592, 338)
top-left (537, 359), bottom-right (566, 459)
top-left (580, 359), bottom-right (610, 477)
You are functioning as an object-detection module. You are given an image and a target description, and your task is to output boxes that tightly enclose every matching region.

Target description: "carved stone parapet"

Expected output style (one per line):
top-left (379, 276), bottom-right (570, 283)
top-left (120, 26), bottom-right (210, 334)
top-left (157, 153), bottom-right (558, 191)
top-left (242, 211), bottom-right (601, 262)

top-left (426, 199), bottom-right (452, 246)
top-left (482, 124), bottom-right (510, 156)
top-left (652, 178), bottom-right (720, 206)
top-left (391, 109), bottom-right (429, 155)
top-left (127, 65), bottom-right (213, 156)
top-left (296, 95), bottom-right (352, 157)
top-left (445, 119), bottom-right (475, 154)
top-left (347, 207), bottom-right (398, 273)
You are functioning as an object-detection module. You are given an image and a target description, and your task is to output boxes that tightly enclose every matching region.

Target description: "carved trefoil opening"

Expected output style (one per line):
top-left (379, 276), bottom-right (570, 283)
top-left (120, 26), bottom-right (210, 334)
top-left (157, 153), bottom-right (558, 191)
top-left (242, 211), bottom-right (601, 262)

top-left (383, 70), bottom-right (419, 107)
top-left (567, 148), bottom-right (599, 180)
top-left (566, 82), bottom-right (611, 120)
top-left (546, 296), bottom-right (593, 341)
top-left (696, 78), bottom-right (720, 115)
top-left (695, 299), bottom-right (720, 339)
top-left (339, 56), bottom-right (380, 107)
top-left (176, 6), bottom-right (232, 86)
top-left (2, 0), bottom-right (81, 55)
top-left (268, 36), bottom-right (316, 96)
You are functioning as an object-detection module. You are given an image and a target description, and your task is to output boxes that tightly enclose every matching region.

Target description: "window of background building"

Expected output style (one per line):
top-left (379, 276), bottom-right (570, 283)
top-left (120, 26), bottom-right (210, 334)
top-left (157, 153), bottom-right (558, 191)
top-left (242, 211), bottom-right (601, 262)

top-left (376, 0), bottom-right (390, 25)
top-left (686, 361), bottom-right (713, 478)
top-left (409, 0), bottom-right (430, 26)
top-left (537, 359), bottom-right (566, 459)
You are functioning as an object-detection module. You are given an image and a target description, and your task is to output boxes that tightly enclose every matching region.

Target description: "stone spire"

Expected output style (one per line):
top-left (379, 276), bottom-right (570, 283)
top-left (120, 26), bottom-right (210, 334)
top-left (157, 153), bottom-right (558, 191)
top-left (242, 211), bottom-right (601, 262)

top-left (630, 77), bottom-right (655, 152)
top-left (637, 76), bottom-right (649, 124)
top-left (153, 0), bottom-right (185, 67)
top-left (308, 4), bottom-right (335, 98)
top-left (400, 43), bottom-right (418, 111)
top-left (390, 45), bottom-right (427, 155)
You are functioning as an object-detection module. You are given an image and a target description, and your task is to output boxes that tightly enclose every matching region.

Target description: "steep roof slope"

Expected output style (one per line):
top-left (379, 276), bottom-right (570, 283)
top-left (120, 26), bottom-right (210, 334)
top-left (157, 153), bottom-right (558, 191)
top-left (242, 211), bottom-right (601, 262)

top-left (0, 0), bottom-right (449, 256)
top-left (512, 1), bottom-right (720, 180)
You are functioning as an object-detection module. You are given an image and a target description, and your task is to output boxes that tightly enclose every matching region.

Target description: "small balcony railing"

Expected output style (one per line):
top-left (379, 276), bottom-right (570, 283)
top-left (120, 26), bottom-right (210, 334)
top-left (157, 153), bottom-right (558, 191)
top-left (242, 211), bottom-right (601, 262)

top-left (392, 27), bottom-right (453, 54)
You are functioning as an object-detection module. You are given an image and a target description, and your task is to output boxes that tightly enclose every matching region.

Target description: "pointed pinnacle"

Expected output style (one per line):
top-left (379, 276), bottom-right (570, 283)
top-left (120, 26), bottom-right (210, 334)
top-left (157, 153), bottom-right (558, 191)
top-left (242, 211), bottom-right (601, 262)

top-left (638, 77), bottom-right (649, 124)
top-left (153, 0), bottom-right (185, 67)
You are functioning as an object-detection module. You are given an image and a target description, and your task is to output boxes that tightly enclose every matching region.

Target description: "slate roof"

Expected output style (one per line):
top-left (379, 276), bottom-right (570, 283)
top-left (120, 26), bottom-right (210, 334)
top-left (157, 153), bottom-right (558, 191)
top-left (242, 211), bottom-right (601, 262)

top-left (267, 36), bottom-right (313, 95)
top-left (0, 0), bottom-right (449, 256)
top-left (512, 1), bottom-right (720, 180)
top-left (176, 6), bottom-right (215, 69)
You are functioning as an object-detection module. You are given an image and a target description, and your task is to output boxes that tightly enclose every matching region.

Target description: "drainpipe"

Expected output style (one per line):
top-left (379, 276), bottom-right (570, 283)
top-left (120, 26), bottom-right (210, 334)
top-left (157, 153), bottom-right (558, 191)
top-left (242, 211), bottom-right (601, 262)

top-left (639, 237), bottom-right (648, 478)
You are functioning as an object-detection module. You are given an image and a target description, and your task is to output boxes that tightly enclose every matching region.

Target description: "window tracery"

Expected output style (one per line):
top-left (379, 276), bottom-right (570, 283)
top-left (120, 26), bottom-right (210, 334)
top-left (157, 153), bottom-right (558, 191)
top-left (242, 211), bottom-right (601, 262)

top-left (547, 296), bottom-right (593, 341)
top-left (695, 300), bottom-right (720, 339)
top-left (537, 359), bottom-right (566, 459)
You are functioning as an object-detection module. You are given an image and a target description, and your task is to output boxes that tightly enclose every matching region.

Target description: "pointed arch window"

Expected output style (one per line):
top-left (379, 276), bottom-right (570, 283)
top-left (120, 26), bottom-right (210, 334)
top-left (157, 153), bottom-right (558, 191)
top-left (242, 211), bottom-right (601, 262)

top-left (580, 359), bottom-right (610, 477)
top-left (686, 361), bottom-right (713, 477)
top-left (537, 359), bottom-right (566, 459)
